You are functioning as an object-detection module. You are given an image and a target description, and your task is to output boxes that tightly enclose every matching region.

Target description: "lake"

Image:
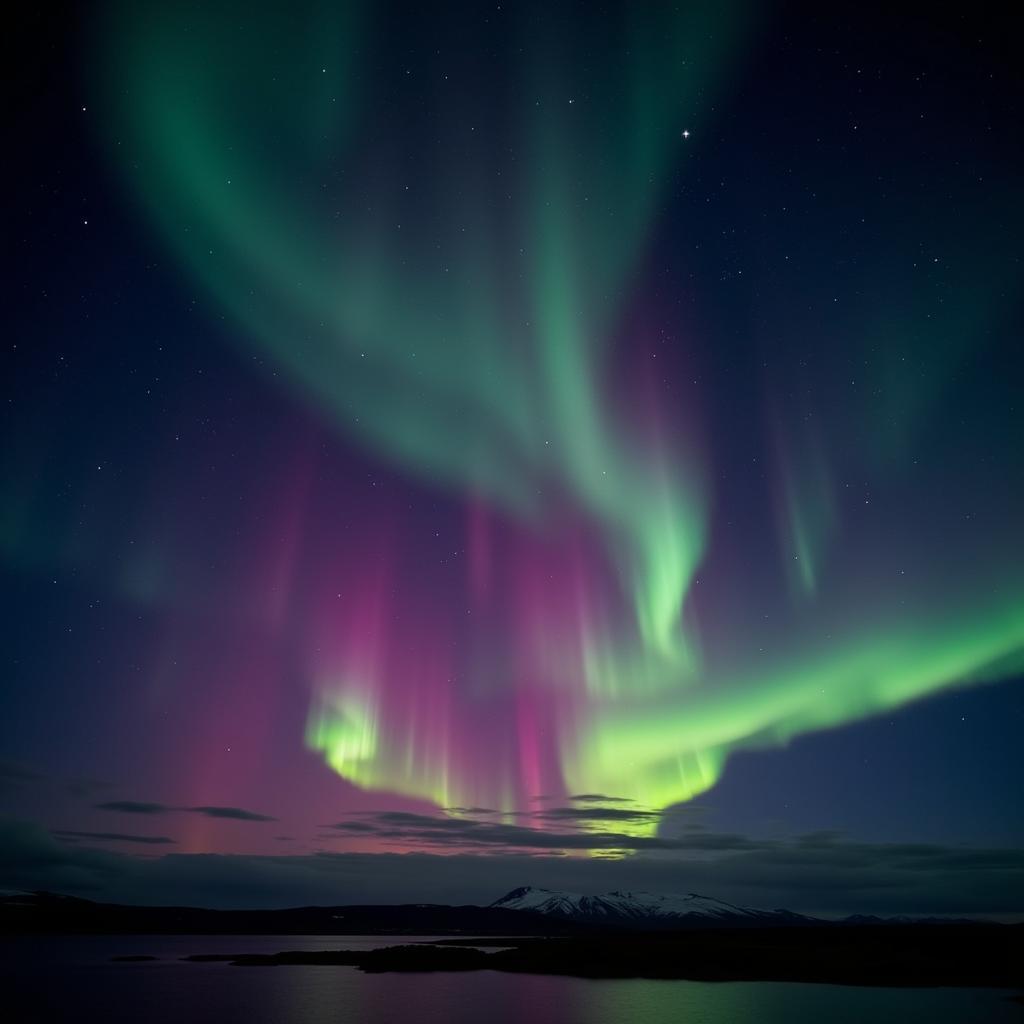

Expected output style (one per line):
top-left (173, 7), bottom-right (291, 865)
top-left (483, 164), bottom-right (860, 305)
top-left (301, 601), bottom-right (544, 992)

top-left (2, 935), bottom-right (1019, 1023)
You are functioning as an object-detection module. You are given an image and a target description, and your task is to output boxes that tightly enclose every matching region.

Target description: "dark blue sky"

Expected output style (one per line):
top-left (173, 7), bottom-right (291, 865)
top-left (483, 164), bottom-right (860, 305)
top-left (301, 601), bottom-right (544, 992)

top-left (2, 1), bottom-right (1022, 913)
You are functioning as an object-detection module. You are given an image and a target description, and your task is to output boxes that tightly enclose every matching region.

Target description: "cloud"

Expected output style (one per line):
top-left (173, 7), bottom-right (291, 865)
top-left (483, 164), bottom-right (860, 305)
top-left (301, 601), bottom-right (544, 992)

top-left (0, 817), bottom-right (1021, 918)
top-left (531, 806), bottom-right (662, 824)
top-left (95, 801), bottom-right (274, 822)
top-left (95, 801), bottom-right (169, 815)
top-left (185, 806), bottom-right (276, 822)
top-left (568, 794), bottom-right (635, 804)
top-left (322, 810), bottom-right (754, 853)
top-left (52, 830), bottom-right (176, 846)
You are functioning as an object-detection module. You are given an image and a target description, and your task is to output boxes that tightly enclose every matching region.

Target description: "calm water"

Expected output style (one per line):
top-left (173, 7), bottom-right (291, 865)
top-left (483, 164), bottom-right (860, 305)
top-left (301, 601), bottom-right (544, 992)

top-left (2, 935), bottom-right (1020, 1023)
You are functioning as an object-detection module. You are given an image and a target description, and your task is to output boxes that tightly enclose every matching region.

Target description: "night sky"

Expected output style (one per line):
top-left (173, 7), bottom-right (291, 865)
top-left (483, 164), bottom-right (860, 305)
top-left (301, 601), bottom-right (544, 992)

top-left (3, 2), bottom-right (1022, 916)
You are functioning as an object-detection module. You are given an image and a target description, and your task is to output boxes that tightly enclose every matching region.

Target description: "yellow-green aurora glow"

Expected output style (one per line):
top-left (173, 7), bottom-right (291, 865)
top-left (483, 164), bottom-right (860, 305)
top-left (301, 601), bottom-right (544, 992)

top-left (96, 0), bottom-right (1024, 827)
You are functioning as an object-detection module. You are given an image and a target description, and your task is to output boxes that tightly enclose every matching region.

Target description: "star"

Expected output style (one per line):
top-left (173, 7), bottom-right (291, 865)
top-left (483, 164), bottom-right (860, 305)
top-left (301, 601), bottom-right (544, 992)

top-left (681, 129), bottom-right (691, 139)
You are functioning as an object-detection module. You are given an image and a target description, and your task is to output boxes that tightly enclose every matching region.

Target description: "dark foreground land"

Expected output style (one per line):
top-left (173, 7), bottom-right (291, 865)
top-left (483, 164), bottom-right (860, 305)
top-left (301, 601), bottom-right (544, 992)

top-left (5, 893), bottom-right (1021, 989)
top-left (180, 927), bottom-right (1024, 989)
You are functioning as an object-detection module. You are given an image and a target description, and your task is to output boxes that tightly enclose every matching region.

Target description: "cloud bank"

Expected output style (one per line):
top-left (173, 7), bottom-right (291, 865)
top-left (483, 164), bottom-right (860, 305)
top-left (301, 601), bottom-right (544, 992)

top-left (2, 819), bottom-right (1021, 919)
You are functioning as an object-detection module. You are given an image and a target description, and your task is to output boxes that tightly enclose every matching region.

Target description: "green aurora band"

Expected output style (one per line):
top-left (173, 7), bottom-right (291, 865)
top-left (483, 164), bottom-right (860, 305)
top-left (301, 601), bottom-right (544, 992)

top-left (99, 1), bottom-right (1024, 828)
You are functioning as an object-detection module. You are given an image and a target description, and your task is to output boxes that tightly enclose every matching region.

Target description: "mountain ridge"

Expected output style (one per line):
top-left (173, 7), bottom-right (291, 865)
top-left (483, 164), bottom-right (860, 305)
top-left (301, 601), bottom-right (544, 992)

top-left (1, 889), bottom-right (1001, 933)
top-left (491, 885), bottom-right (816, 927)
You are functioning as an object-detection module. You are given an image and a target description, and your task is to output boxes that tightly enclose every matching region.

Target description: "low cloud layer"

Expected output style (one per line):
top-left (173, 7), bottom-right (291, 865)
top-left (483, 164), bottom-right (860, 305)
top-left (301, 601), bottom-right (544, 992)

top-left (52, 830), bottom-right (176, 846)
top-left (95, 802), bottom-right (166, 815)
top-left (324, 809), bottom-right (721, 851)
top-left (2, 818), bottom-right (1021, 919)
top-left (186, 806), bottom-right (276, 822)
top-left (95, 801), bottom-right (275, 822)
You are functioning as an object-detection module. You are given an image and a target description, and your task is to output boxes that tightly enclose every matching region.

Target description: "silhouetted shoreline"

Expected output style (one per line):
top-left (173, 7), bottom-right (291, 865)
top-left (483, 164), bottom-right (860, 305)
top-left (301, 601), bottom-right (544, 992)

top-left (169, 928), bottom-right (1024, 989)
top-left (7, 892), bottom-right (1021, 989)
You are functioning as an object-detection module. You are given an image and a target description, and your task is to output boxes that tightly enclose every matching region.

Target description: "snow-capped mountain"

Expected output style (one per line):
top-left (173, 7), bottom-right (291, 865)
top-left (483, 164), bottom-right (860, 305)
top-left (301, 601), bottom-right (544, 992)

top-left (491, 886), bottom-right (814, 927)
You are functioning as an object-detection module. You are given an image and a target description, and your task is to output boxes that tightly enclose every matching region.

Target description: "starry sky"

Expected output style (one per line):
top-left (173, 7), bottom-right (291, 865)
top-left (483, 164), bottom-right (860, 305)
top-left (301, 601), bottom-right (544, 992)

top-left (2, 1), bottom-right (1022, 915)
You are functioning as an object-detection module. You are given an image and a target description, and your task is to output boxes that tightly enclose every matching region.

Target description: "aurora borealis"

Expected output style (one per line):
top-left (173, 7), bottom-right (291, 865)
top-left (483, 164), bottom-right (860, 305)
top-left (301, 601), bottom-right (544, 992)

top-left (2, 1), bottom-right (1022, 912)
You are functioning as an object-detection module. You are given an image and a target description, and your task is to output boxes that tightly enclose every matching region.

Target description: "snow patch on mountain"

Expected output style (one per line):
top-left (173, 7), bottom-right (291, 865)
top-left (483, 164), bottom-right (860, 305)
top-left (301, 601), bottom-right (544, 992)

top-left (491, 886), bottom-right (813, 925)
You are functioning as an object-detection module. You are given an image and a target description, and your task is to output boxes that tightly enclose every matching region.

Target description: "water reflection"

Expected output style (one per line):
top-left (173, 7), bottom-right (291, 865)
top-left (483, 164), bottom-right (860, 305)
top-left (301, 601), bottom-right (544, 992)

top-left (3, 936), bottom-right (1018, 1024)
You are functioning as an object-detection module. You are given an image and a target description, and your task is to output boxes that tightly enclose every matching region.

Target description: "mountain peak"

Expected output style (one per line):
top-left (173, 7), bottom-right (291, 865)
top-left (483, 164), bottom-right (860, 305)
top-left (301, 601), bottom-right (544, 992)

top-left (491, 886), bottom-right (815, 928)
top-left (498, 886), bottom-right (543, 901)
